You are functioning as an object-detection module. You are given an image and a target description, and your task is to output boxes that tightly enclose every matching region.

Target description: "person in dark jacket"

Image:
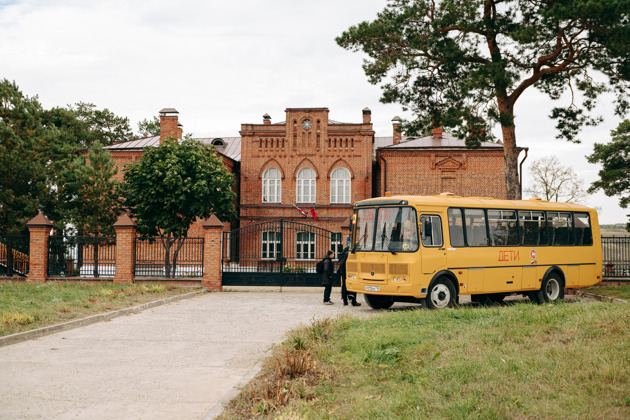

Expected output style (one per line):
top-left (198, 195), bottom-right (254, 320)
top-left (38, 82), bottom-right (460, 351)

top-left (338, 246), bottom-right (361, 306)
top-left (322, 250), bottom-right (335, 304)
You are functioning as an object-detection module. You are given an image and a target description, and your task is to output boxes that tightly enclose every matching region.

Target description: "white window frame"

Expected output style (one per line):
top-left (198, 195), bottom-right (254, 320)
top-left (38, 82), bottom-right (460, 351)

top-left (262, 168), bottom-right (281, 203)
top-left (330, 167), bottom-right (351, 203)
top-left (296, 231), bottom-right (316, 261)
top-left (261, 231), bottom-right (281, 260)
top-left (296, 168), bottom-right (316, 203)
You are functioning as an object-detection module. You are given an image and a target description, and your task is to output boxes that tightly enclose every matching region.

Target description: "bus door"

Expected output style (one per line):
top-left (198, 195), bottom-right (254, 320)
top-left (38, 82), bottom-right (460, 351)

top-left (420, 215), bottom-right (446, 274)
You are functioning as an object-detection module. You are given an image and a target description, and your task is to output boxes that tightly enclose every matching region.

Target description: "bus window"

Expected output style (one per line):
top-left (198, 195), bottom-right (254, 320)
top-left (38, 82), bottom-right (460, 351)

top-left (354, 208), bottom-right (376, 251)
top-left (421, 215), bottom-right (443, 247)
top-left (488, 210), bottom-right (519, 246)
top-left (374, 207), bottom-right (418, 252)
top-left (448, 208), bottom-right (465, 247)
top-left (574, 212), bottom-right (593, 246)
top-left (464, 209), bottom-right (489, 246)
top-left (519, 211), bottom-right (546, 246)
top-left (548, 212), bottom-right (573, 246)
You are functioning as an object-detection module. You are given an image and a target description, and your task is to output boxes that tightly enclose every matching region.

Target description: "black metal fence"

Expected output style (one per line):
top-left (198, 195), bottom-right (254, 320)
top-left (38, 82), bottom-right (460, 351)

top-left (222, 220), bottom-right (342, 286)
top-left (602, 236), bottom-right (630, 278)
top-left (135, 237), bottom-right (204, 278)
top-left (0, 235), bottom-right (29, 276)
top-left (48, 236), bottom-right (116, 277)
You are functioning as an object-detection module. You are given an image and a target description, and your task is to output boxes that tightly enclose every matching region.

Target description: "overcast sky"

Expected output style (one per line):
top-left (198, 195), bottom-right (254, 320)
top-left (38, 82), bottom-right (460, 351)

top-left (1, 0), bottom-right (626, 224)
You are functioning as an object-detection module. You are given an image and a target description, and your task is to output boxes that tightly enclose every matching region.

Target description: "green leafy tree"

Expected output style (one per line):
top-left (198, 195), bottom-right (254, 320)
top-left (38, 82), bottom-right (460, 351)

top-left (0, 79), bottom-right (50, 234)
top-left (120, 138), bottom-right (236, 277)
top-left (59, 142), bottom-right (121, 236)
top-left (136, 116), bottom-right (161, 138)
top-left (40, 103), bottom-right (132, 231)
top-left (56, 142), bottom-right (121, 276)
top-left (525, 156), bottom-right (588, 203)
top-left (587, 120), bottom-right (630, 231)
top-left (337, 0), bottom-right (630, 199)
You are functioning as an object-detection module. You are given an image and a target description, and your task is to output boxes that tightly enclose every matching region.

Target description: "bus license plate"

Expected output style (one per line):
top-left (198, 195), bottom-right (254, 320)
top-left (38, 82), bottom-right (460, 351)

top-left (365, 286), bottom-right (380, 292)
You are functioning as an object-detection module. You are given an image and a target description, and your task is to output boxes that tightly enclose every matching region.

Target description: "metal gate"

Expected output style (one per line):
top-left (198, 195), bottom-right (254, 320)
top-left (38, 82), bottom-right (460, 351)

top-left (222, 219), bottom-right (342, 287)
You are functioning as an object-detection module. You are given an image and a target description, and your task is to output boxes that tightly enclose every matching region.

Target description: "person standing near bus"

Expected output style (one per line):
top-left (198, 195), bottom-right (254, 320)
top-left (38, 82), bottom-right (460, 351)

top-left (321, 250), bottom-right (335, 304)
top-left (338, 246), bottom-right (361, 306)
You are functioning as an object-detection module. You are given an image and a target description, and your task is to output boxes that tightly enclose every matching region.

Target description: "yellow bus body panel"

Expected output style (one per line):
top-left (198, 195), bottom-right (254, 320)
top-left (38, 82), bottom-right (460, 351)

top-left (346, 195), bottom-right (602, 299)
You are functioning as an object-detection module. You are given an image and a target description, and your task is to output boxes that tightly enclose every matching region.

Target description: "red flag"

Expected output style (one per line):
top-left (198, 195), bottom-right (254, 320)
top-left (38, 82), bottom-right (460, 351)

top-left (293, 204), bottom-right (307, 217)
top-left (310, 208), bottom-right (318, 221)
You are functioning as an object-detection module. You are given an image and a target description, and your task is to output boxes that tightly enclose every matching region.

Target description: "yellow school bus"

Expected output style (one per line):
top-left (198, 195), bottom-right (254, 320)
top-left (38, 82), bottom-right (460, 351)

top-left (345, 194), bottom-right (602, 309)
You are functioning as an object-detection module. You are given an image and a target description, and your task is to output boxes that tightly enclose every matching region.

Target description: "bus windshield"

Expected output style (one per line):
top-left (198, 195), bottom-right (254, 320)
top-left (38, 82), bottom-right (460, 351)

top-left (353, 206), bottom-right (418, 252)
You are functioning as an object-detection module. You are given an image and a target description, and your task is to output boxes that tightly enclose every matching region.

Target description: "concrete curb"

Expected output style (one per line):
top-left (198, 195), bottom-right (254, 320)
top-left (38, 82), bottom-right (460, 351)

top-left (204, 361), bottom-right (264, 420)
top-left (0, 288), bottom-right (208, 348)
top-left (573, 290), bottom-right (628, 304)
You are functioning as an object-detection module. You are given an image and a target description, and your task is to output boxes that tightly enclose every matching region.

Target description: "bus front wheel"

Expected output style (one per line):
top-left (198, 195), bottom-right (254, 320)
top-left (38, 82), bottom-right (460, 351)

top-left (425, 278), bottom-right (456, 309)
top-left (535, 273), bottom-right (564, 303)
top-left (364, 294), bottom-right (394, 310)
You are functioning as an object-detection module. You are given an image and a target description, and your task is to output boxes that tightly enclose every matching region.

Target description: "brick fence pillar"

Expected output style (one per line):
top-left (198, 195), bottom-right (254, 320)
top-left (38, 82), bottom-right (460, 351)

top-left (26, 214), bottom-right (53, 283)
top-left (202, 214), bottom-right (224, 291)
top-left (114, 214), bottom-right (136, 284)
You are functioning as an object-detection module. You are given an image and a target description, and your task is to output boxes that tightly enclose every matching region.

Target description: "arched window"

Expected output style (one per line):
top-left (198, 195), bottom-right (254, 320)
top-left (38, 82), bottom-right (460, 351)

top-left (296, 167), bottom-right (316, 203)
top-left (262, 168), bottom-right (281, 203)
top-left (330, 167), bottom-right (351, 203)
top-left (211, 138), bottom-right (224, 146)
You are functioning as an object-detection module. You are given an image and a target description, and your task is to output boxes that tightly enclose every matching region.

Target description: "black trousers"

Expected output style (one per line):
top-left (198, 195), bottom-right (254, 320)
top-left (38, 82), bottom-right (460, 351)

top-left (323, 284), bottom-right (332, 302)
top-left (341, 275), bottom-right (356, 303)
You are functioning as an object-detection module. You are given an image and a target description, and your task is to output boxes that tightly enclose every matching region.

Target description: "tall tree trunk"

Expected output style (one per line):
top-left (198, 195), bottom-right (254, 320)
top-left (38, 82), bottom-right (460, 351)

top-left (93, 241), bottom-right (99, 278)
top-left (497, 96), bottom-right (521, 200)
top-left (501, 124), bottom-right (521, 200)
top-left (163, 237), bottom-right (172, 278)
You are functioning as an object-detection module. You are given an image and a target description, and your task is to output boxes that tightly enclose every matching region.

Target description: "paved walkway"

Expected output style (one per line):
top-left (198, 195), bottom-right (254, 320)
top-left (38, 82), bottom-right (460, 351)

top-left (0, 290), bottom-right (366, 420)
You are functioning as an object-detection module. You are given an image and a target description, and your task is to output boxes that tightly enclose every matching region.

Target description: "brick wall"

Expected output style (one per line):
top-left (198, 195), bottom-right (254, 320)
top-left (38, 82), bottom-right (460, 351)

top-left (377, 149), bottom-right (508, 198)
top-left (239, 108), bottom-right (374, 232)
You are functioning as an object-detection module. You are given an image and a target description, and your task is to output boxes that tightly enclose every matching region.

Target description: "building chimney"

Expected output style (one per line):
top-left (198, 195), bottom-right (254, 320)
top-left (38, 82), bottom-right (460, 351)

top-left (263, 113), bottom-right (271, 125)
top-left (392, 116), bottom-right (402, 145)
top-left (362, 107), bottom-right (371, 124)
top-left (159, 108), bottom-right (179, 145)
top-left (431, 126), bottom-right (443, 139)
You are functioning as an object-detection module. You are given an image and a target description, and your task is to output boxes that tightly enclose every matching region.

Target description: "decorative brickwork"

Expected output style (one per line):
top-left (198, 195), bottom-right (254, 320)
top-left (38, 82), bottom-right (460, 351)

top-left (26, 214), bottom-right (53, 283)
top-left (239, 108), bottom-right (374, 232)
top-left (113, 214), bottom-right (136, 284)
top-left (201, 215), bottom-right (224, 291)
top-left (377, 148), bottom-right (508, 198)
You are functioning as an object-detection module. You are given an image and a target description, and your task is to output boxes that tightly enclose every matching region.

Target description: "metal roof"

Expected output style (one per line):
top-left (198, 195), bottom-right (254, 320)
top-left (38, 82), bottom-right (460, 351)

top-left (380, 131), bottom-right (503, 150)
top-left (105, 136), bottom-right (242, 162)
top-left (106, 131), bottom-right (500, 162)
top-left (106, 136), bottom-right (160, 150)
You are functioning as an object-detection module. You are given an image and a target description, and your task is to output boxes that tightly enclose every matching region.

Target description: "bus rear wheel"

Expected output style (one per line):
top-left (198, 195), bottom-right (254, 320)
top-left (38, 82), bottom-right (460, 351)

top-left (535, 273), bottom-right (564, 303)
top-left (425, 278), bottom-right (456, 309)
top-left (364, 294), bottom-right (394, 310)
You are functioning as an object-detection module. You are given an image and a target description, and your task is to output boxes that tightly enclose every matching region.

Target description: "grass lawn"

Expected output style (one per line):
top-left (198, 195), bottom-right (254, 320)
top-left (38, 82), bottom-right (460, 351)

top-left (220, 300), bottom-right (630, 419)
top-left (584, 284), bottom-right (630, 300)
top-left (0, 281), bottom-right (200, 337)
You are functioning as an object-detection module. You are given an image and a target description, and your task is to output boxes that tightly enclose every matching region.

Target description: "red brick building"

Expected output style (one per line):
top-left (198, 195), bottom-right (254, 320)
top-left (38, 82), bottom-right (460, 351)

top-left (374, 122), bottom-right (521, 199)
top-left (107, 107), bottom-right (524, 237)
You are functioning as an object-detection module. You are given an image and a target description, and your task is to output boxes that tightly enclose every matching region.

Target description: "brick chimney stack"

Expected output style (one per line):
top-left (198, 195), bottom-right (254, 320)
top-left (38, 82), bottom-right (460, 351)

top-left (431, 126), bottom-right (443, 139)
top-left (159, 108), bottom-right (180, 145)
top-left (263, 113), bottom-right (271, 125)
top-left (362, 107), bottom-right (371, 124)
top-left (392, 116), bottom-right (402, 145)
